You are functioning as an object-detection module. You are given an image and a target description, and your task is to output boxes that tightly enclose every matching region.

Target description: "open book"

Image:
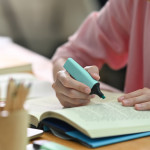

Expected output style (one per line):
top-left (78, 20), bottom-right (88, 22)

top-left (25, 91), bottom-right (150, 139)
top-left (25, 95), bottom-right (62, 127)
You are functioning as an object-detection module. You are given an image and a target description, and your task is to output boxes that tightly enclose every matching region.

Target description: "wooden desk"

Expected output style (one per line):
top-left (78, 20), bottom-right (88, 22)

top-left (1, 42), bottom-right (150, 150)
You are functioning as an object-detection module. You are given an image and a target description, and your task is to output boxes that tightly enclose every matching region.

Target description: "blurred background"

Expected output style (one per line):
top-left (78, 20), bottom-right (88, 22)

top-left (0, 0), bottom-right (101, 57)
top-left (0, 0), bottom-right (126, 91)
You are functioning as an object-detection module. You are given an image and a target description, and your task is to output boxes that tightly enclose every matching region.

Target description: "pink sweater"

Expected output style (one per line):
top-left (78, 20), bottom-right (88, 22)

top-left (52, 0), bottom-right (150, 93)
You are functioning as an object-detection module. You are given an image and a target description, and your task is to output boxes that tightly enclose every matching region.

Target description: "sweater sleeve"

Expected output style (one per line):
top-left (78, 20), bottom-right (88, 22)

top-left (52, 0), bottom-right (132, 69)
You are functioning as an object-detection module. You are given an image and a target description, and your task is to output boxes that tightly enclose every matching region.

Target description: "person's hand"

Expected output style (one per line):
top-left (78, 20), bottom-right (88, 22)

top-left (118, 88), bottom-right (150, 111)
top-left (52, 65), bottom-right (100, 107)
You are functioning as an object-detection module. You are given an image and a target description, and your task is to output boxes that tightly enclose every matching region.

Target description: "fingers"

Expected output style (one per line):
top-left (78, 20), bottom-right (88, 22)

top-left (121, 94), bottom-right (150, 106)
top-left (84, 66), bottom-right (100, 80)
top-left (135, 101), bottom-right (150, 111)
top-left (57, 70), bottom-right (91, 94)
top-left (55, 93), bottom-right (90, 108)
top-left (118, 88), bottom-right (150, 102)
top-left (53, 79), bottom-right (93, 100)
top-left (118, 88), bottom-right (150, 111)
top-left (52, 69), bottom-right (95, 107)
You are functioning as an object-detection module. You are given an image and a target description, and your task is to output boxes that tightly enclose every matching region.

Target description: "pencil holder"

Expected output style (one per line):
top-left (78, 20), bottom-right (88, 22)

top-left (0, 109), bottom-right (28, 150)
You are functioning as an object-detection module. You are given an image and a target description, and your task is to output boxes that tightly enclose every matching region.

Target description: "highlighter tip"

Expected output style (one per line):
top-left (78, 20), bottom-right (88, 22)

top-left (101, 95), bottom-right (105, 99)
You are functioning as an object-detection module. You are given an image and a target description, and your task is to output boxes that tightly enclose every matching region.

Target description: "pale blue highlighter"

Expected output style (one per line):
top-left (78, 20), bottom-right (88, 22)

top-left (64, 58), bottom-right (105, 99)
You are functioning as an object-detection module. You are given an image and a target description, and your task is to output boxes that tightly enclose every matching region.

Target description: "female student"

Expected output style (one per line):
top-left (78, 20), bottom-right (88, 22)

top-left (52, 0), bottom-right (150, 111)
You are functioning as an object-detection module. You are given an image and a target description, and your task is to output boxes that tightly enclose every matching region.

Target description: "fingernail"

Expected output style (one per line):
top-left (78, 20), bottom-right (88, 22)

top-left (122, 100), bottom-right (129, 105)
top-left (90, 94), bottom-right (95, 99)
top-left (118, 96), bottom-right (125, 101)
top-left (93, 73), bottom-right (100, 79)
top-left (85, 88), bottom-right (91, 94)
top-left (135, 104), bottom-right (144, 110)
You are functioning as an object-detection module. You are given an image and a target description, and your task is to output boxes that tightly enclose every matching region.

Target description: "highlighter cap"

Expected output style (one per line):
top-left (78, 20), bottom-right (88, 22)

top-left (64, 58), bottom-right (98, 89)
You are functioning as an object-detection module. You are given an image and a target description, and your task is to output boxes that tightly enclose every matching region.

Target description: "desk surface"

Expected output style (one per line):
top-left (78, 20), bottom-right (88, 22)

top-left (1, 42), bottom-right (150, 150)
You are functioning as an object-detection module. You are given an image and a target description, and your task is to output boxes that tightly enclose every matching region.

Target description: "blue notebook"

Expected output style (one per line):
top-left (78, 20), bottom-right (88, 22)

top-left (41, 118), bottom-right (150, 148)
top-left (66, 130), bottom-right (150, 148)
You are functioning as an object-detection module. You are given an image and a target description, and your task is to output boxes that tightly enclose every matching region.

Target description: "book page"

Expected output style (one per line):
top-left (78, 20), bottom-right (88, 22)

top-left (25, 96), bottom-right (63, 127)
top-left (48, 91), bottom-right (150, 138)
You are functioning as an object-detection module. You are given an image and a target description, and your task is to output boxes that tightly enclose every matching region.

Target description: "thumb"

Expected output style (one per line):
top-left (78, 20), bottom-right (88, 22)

top-left (84, 66), bottom-right (100, 80)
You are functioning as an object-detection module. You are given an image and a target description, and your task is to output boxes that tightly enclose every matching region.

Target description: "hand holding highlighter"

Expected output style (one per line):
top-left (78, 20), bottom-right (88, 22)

top-left (64, 58), bottom-right (105, 99)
